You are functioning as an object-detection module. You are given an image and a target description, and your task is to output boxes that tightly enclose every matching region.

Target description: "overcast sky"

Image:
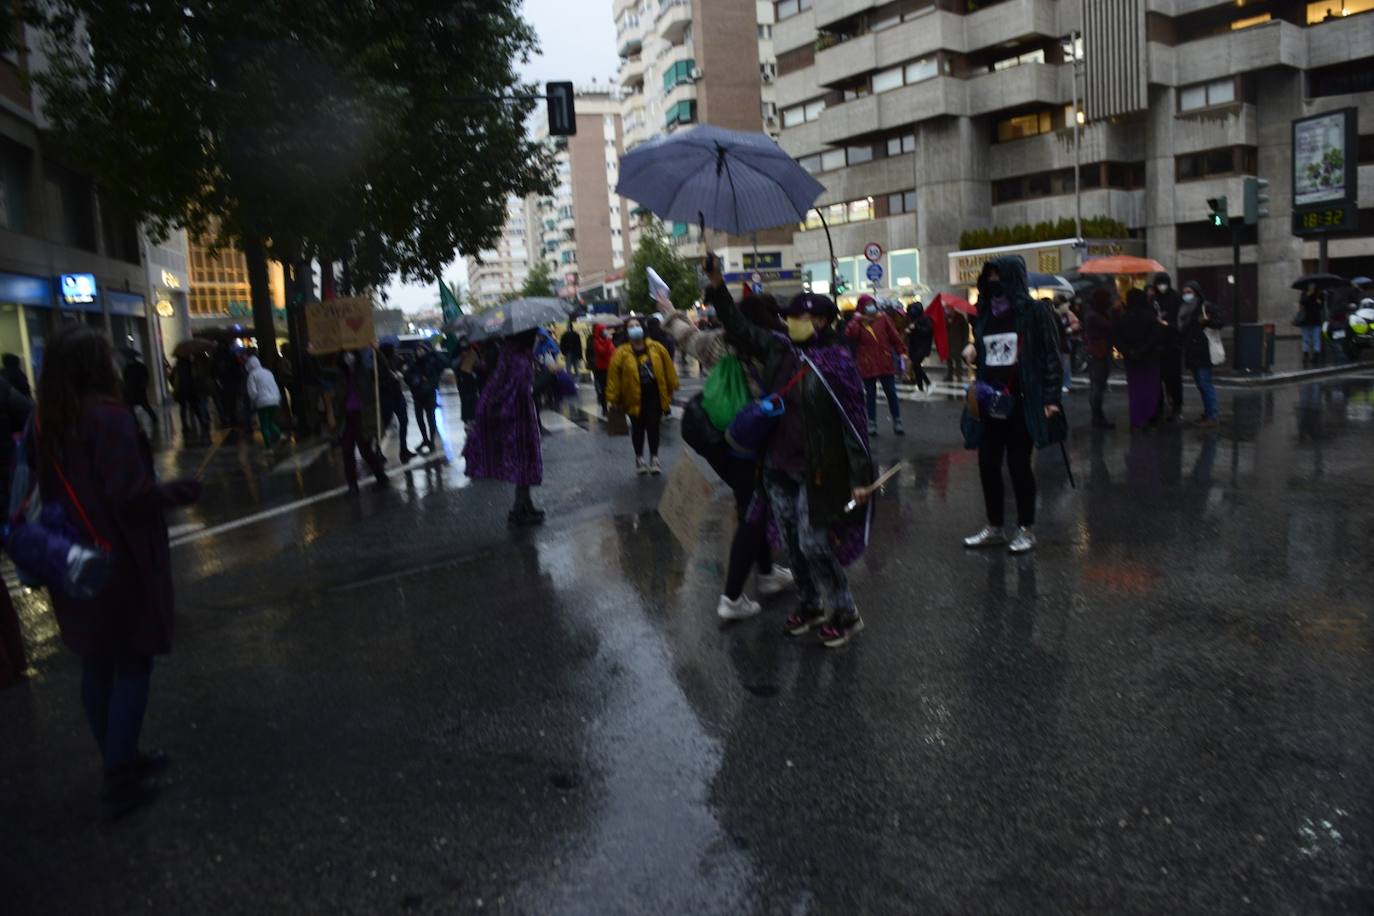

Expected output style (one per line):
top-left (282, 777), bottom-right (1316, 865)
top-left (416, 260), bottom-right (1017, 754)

top-left (382, 0), bottom-right (618, 314)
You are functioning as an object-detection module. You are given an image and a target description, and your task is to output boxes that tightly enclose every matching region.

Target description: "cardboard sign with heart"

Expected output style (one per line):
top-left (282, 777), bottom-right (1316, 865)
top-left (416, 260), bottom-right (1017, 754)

top-left (305, 297), bottom-right (376, 354)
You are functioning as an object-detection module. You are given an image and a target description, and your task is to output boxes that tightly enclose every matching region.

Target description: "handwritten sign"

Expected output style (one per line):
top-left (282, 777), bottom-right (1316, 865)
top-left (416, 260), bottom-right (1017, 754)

top-left (657, 454), bottom-right (721, 549)
top-left (306, 297), bottom-right (376, 354)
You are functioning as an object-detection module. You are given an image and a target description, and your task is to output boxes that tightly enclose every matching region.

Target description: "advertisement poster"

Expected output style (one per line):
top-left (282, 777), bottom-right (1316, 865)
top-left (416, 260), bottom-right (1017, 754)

top-left (1293, 111), bottom-right (1349, 207)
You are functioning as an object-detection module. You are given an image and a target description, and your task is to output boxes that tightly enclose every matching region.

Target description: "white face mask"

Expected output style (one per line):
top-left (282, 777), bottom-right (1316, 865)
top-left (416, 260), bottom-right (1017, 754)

top-left (1157, 283), bottom-right (1168, 293)
top-left (1182, 293), bottom-right (1197, 304)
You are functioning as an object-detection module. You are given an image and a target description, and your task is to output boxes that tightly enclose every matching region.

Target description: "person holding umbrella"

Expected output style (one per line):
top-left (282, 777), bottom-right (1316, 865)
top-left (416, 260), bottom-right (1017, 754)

top-left (1116, 288), bottom-right (1167, 431)
top-left (961, 256), bottom-right (1065, 554)
top-left (705, 260), bottom-right (874, 648)
top-left (1296, 283), bottom-right (1325, 368)
top-left (605, 315), bottom-right (679, 475)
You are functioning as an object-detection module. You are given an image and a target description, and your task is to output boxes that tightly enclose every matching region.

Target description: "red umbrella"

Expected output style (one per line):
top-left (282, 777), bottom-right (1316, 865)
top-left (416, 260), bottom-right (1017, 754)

top-left (924, 293), bottom-right (976, 362)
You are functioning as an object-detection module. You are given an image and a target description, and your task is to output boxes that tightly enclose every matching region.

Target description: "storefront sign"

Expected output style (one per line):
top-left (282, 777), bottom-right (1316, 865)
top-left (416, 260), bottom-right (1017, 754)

top-left (59, 273), bottom-right (97, 305)
top-left (155, 299), bottom-right (175, 318)
top-left (306, 297), bottom-right (376, 354)
top-left (949, 239), bottom-right (1140, 285)
top-left (160, 269), bottom-right (182, 289)
top-left (742, 251), bottom-right (783, 270)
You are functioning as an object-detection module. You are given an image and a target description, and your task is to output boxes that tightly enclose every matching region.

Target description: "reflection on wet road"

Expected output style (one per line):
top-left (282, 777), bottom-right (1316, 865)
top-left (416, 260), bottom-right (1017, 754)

top-left (3, 378), bottom-right (1373, 914)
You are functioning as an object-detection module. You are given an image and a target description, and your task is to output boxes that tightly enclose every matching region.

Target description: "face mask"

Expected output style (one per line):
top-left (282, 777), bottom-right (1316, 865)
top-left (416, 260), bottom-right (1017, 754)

top-left (864, 305), bottom-right (877, 315)
top-left (1182, 293), bottom-right (1197, 304)
top-left (603, 330), bottom-right (612, 338)
top-left (1156, 283), bottom-right (1168, 293)
top-left (786, 316), bottom-right (816, 344)
top-left (986, 280), bottom-right (1004, 299)
top-left (627, 326), bottom-right (645, 342)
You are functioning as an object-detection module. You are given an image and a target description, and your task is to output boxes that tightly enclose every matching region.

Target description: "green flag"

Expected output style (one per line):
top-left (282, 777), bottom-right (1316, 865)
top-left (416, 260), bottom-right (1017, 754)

top-left (440, 282), bottom-right (464, 324)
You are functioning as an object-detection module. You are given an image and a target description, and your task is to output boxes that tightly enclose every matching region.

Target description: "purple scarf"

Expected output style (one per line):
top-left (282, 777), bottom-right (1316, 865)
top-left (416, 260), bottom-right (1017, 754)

top-left (804, 343), bottom-right (871, 566)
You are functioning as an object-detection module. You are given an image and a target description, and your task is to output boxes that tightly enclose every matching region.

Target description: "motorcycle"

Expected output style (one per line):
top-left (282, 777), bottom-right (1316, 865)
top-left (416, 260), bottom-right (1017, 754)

top-left (1325, 297), bottom-right (1374, 361)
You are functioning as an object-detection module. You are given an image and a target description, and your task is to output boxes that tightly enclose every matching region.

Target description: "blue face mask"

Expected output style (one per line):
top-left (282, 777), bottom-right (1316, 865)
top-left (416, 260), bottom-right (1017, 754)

top-left (628, 326), bottom-right (645, 342)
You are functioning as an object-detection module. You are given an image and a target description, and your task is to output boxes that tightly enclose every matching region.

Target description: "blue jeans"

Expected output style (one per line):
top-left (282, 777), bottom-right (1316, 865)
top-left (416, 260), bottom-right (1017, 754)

top-left (1193, 367), bottom-right (1219, 420)
top-left (1300, 325), bottom-right (1323, 354)
top-left (864, 374), bottom-right (901, 422)
top-left (81, 653), bottom-right (153, 770)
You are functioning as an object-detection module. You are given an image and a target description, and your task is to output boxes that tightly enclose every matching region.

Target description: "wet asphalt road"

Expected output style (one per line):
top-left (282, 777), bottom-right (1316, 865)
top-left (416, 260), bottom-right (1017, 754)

top-left (3, 375), bottom-right (1374, 914)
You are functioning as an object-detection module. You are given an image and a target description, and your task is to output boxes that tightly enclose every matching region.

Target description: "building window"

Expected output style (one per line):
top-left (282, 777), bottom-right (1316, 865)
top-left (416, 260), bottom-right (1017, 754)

top-left (995, 111), bottom-right (1054, 142)
top-left (798, 196), bottom-right (876, 230)
top-left (1175, 146), bottom-right (1256, 181)
top-left (663, 59), bottom-right (696, 93)
top-left (781, 98), bottom-right (826, 127)
top-left (0, 137), bottom-right (30, 233)
top-left (1178, 78), bottom-right (1237, 112)
top-left (1230, 12), bottom-right (1271, 28)
top-left (887, 134), bottom-right (916, 156)
top-left (905, 58), bottom-right (938, 83)
top-left (888, 191), bottom-right (917, 215)
top-left (873, 66), bottom-right (904, 93)
top-left (758, 24), bottom-right (773, 39)
top-left (1306, 0), bottom-right (1374, 24)
top-left (847, 145), bottom-right (874, 166)
top-left (888, 249), bottom-right (920, 288)
top-left (797, 153), bottom-right (822, 173)
top-left (820, 149), bottom-right (846, 171)
top-left (990, 48), bottom-right (1046, 72)
top-left (776, 0), bottom-right (813, 20)
top-left (664, 100), bottom-right (697, 127)
top-left (761, 62), bottom-right (777, 82)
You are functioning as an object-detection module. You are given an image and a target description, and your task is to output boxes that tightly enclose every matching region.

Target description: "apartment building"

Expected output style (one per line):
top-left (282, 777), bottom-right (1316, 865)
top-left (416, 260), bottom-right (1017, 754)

top-left (773, 0), bottom-right (1373, 323)
top-left (527, 88), bottom-right (635, 302)
top-left (465, 196), bottom-right (533, 309)
top-left (615, 0), bottom-right (800, 295)
top-left (1, 23), bottom-right (158, 387)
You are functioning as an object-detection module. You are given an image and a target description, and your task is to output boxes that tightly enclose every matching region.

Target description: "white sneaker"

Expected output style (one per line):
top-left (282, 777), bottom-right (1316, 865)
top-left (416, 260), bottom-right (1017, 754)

top-left (650, 456), bottom-right (662, 476)
top-left (755, 566), bottom-right (795, 597)
top-left (963, 526), bottom-right (1006, 549)
top-left (1008, 527), bottom-right (1036, 554)
top-left (717, 593), bottom-right (762, 621)
top-left (636, 457), bottom-right (650, 475)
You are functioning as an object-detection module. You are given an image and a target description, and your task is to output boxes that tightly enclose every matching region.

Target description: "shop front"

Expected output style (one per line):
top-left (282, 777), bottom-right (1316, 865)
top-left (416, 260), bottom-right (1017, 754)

top-left (802, 247), bottom-right (924, 311)
top-left (0, 270), bottom-right (52, 385)
top-left (107, 289), bottom-right (153, 368)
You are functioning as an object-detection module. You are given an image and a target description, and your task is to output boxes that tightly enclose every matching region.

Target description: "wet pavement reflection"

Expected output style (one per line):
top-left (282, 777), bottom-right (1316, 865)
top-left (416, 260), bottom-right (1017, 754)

top-left (3, 375), bottom-right (1374, 913)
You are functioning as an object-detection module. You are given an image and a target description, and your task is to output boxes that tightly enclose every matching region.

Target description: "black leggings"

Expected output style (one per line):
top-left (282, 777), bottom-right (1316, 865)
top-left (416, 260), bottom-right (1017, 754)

top-left (630, 384), bottom-right (662, 459)
top-left (978, 409), bottom-right (1036, 527)
top-left (722, 457), bottom-right (773, 599)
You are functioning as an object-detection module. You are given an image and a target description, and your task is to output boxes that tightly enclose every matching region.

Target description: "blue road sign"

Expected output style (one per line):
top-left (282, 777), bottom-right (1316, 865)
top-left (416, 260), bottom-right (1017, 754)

top-left (866, 262), bottom-right (884, 283)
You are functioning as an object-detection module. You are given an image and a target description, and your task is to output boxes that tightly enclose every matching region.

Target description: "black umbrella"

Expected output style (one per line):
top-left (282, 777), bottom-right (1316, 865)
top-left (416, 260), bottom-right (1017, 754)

top-left (1292, 273), bottom-right (1345, 291)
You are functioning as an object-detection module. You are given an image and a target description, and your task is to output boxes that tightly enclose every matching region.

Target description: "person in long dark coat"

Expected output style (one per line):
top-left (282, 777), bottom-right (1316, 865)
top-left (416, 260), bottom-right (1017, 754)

top-left (35, 326), bottom-right (201, 817)
top-left (463, 330), bottom-right (544, 526)
top-left (1151, 273), bottom-right (1185, 420)
top-left (1117, 288), bottom-right (1167, 431)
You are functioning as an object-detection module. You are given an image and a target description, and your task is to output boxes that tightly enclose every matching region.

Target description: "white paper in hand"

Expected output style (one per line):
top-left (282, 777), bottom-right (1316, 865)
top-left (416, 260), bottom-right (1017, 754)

top-left (646, 267), bottom-right (670, 302)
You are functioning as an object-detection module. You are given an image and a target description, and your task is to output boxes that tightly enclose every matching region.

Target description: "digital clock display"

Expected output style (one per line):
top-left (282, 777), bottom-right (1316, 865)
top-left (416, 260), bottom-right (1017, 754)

top-left (1293, 204), bottom-right (1352, 236)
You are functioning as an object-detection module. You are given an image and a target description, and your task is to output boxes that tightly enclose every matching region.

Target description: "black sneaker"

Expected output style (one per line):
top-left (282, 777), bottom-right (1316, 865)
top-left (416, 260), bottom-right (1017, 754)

top-left (818, 614), bottom-right (864, 649)
top-left (784, 608), bottom-right (827, 637)
top-left (101, 765), bottom-right (160, 821)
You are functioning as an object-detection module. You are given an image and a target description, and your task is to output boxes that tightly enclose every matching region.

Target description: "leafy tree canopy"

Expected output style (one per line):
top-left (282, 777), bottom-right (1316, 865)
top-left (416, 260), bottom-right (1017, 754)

top-left (519, 259), bottom-right (556, 298)
top-left (16, 0), bottom-right (554, 291)
top-left (624, 222), bottom-right (700, 313)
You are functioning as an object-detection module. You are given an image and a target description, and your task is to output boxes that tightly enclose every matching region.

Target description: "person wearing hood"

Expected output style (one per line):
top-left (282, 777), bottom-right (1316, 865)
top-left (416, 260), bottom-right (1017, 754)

top-left (605, 315), bottom-right (678, 475)
top-left (334, 350), bottom-right (388, 494)
top-left (405, 344), bottom-right (444, 453)
top-left (1116, 288), bottom-right (1167, 431)
top-left (591, 323), bottom-right (617, 416)
top-left (463, 329), bottom-right (546, 525)
top-left (905, 300), bottom-right (935, 391)
top-left (962, 256), bottom-right (1065, 554)
top-left (377, 342), bottom-right (415, 462)
top-left (244, 353), bottom-right (283, 449)
top-left (1082, 287), bottom-right (1117, 428)
top-left (453, 335), bottom-right (483, 425)
top-left (846, 293), bottom-right (908, 436)
top-left (1295, 283), bottom-right (1326, 368)
top-left (1151, 273), bottom-right (1185, 420)
top-left (706, 259), bottom-right (875, 649)
top-left (1179, 280), bottom-right (1224, 427)
top-left (122, 351), bottom-right (158, 432)
top-left (559, 323), bottom-right (584, 377)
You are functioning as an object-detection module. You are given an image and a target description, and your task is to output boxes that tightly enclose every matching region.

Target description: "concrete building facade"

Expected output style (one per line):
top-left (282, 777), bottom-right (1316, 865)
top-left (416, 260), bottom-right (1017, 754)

top-left (772, 0), bottom-right (1374, 321)
top-left (528, 88), bottom-right (635, 302)
top-left (614, 0), bottom-right (800, 298)
top-left (1, 23), bottom-right (158, 388)
top-left (465, 195), bottom-right (533, 309)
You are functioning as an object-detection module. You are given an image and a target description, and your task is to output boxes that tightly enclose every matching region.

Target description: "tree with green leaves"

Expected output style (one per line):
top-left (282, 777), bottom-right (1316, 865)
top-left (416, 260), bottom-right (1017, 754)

top-left (14, 0), bottom-right (552, 356)
top-left (519, 259), bottom-right (557, 298)
top-left (624, 222), bottom-right (700, 313)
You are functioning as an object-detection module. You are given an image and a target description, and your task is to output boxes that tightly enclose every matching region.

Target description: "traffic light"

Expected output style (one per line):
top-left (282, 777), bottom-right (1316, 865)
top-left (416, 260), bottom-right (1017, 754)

top-left (1243, 177), bottom-right (1270, 224)
top-left (1206, 196), bottom-right (1228, 229)
top-left (546, 82), bottom-right (576, 136)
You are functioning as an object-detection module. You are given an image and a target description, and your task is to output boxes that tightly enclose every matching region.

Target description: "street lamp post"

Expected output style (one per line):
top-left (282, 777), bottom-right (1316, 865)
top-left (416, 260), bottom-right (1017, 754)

top-left (1070, 31), bottom-right (1084, 263)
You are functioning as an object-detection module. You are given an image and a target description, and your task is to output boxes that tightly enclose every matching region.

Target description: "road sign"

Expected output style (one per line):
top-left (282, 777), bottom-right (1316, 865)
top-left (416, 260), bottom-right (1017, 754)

top-left (866, 262), bottom-right (884, 283)
top-left (750, 271), bottom-right (763, 285)
top-left (751, 282), bottom-right (764, 295)
top-left (863, 242), bottom-right (883, 263)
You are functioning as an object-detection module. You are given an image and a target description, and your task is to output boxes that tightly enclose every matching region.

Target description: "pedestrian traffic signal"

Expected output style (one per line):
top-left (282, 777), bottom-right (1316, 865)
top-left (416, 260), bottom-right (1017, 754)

top-left (1206, 196), bottom-right (1228, 229)
top-left (1243, 177), bottom-right (1270, 224)
top-left (546, 81), bottom-right (576, 137)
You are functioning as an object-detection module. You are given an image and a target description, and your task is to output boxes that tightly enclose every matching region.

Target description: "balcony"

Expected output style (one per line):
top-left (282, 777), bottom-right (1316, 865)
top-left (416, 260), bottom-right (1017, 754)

top-left (966, 62), bottom-right (1066, 116)
top-left (814, 0), bottom-right (880, 31)
top-left (656, 0), bottom-right (692, 44)
top-left (818, 76), bottom-right (965, 144)
top-left (1151, 19), bottom-right (1304, 86)
top-left (663, 79), bottom-right (698, 112)
top-left (961, 0), bottom-right (1059, 54)
top-left (617, 55), bottom-right (644, 90)
top-left (618, 35), bottom-right (642, 58)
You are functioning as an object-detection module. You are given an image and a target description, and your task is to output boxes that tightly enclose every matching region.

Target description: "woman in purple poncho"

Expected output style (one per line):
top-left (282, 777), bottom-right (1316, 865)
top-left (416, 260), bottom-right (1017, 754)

top-left (463, 329), bottom-right (545, 526)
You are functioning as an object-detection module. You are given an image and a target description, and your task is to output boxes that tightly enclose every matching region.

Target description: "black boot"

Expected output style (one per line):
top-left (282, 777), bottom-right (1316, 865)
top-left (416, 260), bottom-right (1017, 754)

top-left (101, 764), bottom-right (160, 820)
top-left (1301, 352), bottom-right (1310, 369)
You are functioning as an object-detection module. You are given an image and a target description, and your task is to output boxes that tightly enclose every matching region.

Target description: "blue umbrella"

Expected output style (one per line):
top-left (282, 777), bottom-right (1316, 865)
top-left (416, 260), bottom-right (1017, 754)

top-left (616, 125), bottom-right (825, 235)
